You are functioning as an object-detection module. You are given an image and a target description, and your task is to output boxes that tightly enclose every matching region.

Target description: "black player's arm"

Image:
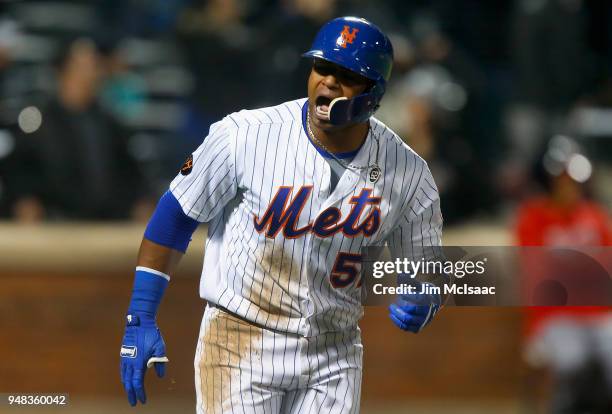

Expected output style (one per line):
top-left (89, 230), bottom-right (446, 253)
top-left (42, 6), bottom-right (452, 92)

top-left (137, 238), bottom-right (184, 276)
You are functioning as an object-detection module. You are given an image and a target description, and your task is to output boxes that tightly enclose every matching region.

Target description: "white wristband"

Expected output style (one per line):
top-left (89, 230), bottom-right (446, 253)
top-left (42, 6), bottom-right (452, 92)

top-left (136, 266), bottom-right (170, 281)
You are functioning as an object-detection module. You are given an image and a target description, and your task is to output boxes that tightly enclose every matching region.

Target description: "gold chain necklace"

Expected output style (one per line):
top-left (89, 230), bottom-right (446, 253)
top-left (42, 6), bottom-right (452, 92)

top-left (306, 108), bottom-right (381, 181)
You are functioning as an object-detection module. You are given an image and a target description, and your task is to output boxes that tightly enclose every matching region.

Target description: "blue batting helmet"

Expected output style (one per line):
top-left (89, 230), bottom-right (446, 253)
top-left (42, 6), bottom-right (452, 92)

top-left (303, 16), bottom-right (394, 125)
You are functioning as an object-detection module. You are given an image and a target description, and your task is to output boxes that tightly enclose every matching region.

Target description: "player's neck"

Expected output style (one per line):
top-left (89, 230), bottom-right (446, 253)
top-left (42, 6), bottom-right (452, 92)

top-left (310, 119), bottom-right (369, 154)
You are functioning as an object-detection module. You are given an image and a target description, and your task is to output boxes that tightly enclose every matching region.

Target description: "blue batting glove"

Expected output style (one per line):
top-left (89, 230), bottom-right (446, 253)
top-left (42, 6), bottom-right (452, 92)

top-left (120, 313), bottom-right (169, 406)
top-left (389, 283), bottom-right (441, 333)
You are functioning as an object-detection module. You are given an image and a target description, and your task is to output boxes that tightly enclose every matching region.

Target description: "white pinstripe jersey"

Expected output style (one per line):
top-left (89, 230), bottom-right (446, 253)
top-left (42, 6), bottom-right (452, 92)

top-left (170, 98), bottom-right (442, 337)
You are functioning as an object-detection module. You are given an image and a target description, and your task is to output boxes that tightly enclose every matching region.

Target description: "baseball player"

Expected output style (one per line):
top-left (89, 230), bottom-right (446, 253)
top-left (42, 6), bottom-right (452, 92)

top-left (120, 16), bottom-right (443, 413)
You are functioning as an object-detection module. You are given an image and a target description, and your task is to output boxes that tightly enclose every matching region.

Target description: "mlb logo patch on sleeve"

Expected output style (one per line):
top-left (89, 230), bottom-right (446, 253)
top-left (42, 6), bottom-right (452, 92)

top-left (121, 345), bottom-right (137, 358)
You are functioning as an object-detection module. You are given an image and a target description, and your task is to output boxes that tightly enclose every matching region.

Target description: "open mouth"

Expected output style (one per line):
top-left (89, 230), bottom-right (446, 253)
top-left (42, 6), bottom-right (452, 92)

top-left (314, 96), bottom-right (332, 119)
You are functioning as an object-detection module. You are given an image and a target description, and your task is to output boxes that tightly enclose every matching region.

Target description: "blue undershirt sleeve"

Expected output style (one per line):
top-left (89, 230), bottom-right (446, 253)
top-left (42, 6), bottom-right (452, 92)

top-left (143, 191), bottom-right (200, 253)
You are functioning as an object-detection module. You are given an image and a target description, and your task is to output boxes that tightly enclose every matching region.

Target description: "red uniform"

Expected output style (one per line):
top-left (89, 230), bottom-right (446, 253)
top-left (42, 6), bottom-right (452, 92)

top-left (515, 197), bottom-right (612, 338)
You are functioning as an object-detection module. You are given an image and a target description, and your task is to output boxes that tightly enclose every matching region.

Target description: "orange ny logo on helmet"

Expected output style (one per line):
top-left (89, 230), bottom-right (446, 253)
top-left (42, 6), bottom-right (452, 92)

top-left (339, 26), bottom-right (359, 48)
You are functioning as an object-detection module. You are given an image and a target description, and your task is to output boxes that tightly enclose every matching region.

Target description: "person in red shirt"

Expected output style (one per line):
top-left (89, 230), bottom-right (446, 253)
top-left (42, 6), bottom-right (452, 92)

top-left (515, 137), bottom-right (612, 413)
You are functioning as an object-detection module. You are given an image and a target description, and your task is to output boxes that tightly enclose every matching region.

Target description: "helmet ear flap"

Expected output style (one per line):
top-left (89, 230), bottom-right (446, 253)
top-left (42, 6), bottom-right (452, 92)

top-left (363, 79), bottom-right (377, 94)
top-left (369, 82), bottom-right (385, 99)
top-left (366, 82), bottom-right (385, 111)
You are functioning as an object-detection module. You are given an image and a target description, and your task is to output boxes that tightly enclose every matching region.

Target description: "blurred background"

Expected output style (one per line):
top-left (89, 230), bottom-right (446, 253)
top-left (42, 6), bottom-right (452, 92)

top-left (0, 0), bottom-right (611, 413)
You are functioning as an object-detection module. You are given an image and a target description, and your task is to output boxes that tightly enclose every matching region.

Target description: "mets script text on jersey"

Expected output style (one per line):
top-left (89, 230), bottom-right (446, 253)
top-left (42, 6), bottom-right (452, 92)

top-left (253, 186), bottom-right (382, 239)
